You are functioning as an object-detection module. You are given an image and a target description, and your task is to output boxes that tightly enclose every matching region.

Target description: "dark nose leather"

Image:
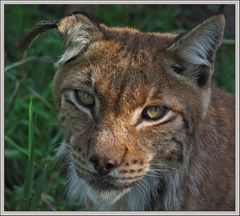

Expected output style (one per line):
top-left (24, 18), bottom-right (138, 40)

top-left (89, 155), bottom-right (117, 175)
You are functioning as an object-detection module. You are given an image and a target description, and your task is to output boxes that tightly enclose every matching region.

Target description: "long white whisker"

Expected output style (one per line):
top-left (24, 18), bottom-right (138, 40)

top-left (134, 182), bottom-right (145, 210)
top-left (138, 179), bottom-right (150, 194)
top-left (136, 181), bottom-right (147, 202)
top-left (144, 173), bottom-right (160, 178)
top-left (150, 164), bottom-right (179, 171)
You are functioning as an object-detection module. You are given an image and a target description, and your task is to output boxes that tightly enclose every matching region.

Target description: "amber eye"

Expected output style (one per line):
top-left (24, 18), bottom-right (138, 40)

top-left (142, 106), bottom-right (168, 121)
top-left (75, 90), bottom-right (95, 107)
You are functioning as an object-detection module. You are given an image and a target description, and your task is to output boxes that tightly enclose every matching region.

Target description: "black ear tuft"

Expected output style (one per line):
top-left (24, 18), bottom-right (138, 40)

top-left (17, 19), bottom-right (59, 53)
top-left (216, 5), bottom-right (225, 15)
top-left (18, 12), bottom-right (103, 64)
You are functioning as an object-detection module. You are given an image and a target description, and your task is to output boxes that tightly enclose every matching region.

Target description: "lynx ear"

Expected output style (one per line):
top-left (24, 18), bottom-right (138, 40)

top-left (57, 12), bottom-right (103, 64)
top-left (169, 14), bottom-right (225, 66)
top-left (168, 14), bottom-right (225, 86)
top-left (18, 12), bottom-right (103, 64)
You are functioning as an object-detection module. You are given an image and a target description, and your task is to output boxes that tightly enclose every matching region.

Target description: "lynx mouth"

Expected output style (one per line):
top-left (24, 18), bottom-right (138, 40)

top-left (88, 176), bottom-right (134, 192)
top-left (86, 177), bottom-right (133, 205)
top-left (74, 164), bottom-right (141, 204)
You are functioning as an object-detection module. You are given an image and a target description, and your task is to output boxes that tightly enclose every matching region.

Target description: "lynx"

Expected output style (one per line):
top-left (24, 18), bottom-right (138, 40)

top-left (20, 11), bottom-right (235, 211)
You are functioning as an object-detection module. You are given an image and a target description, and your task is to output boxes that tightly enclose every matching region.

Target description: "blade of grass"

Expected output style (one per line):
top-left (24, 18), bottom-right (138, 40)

top-left (23, 97), bottom-right (34, 199)
top-left (4, 57), bottom-right (36, 72)
top-left (30, 164), bottom-right (47, 210)
top-left (41, 194), bottom-right (57, 211)
top-left (222, 38), bottom-right (235, 45)
top-left (5, 150), bottom-right (23, 159)
top-left (24, 83), bottom-right (54, 112)
top-left (5, 136), bottom-right (28, 157)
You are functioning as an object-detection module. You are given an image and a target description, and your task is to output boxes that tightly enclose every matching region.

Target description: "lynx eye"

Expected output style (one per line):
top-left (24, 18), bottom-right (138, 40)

top-left (171, 64), bottom-right (184, 74)
top-left (142, 106), bottom-right (168, 121)
top-left (75, 90), bottom-right (95, 107)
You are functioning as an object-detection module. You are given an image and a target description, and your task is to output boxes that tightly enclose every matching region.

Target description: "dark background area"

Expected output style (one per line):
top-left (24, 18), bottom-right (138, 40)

top-left (4, 4), bottom-right (235, 211)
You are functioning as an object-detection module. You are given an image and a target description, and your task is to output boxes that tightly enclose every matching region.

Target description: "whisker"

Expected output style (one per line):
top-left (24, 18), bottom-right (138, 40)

top-left (62, 142), bottom-right (73, 149)
top-left (150, 164), bottom-right (179, 171)
top-left (135, 181), bottom-right (147, 200)
top-left (144, 173), bottom-right (160, 178)
top-left (146, 172), bottom-right (163, 179)
top-left (134, 182), bottom-right (145, 210)
top-left (149, 168), bottom-right (170, 172)
top-left (138, 179), bottom-right (150, 193)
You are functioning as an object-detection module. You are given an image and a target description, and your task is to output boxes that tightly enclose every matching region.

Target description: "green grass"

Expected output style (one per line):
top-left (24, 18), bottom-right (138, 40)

top-left (4, 5), bottom-right (235, 211)
top-left (23, 98), bottom-right (34, 202)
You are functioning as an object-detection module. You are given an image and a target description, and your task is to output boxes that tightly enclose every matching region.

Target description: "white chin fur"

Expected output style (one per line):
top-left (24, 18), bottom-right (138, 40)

top-left (87, 186), bottom-right (131, 206)
top-left (66, 162), bottom-right (131, 209)
top-left (66, 164), bottom-right (160, 210)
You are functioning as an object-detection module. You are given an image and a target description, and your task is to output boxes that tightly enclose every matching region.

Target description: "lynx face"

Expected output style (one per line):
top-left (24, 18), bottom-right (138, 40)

top-left (55, 40), bottom-right (195, 205)
top-left (48, 12), bottom-right (226, 209)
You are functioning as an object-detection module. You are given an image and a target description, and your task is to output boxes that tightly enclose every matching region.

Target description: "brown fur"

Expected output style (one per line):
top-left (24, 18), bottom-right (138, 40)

top-left (31, 12), bottom-right (234, 210)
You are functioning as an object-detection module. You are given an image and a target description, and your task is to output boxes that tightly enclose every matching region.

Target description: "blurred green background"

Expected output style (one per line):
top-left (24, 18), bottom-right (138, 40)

top-left (4, 4), bottom-right (235, 211)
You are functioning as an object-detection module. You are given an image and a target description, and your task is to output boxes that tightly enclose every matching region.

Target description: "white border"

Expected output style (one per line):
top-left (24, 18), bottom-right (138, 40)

top-left (235, 1), bottom-right (239, 215)
top-left (1, 1), bottom-right (239, 215)
top-left (1, 0), bottom-right (240, 4)
top-left (0, 0), bottom-right (5, 215)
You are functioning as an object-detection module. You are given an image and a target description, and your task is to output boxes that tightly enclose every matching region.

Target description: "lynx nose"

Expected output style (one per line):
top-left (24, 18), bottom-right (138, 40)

top-left (89, 155), bottom-right (117, 175)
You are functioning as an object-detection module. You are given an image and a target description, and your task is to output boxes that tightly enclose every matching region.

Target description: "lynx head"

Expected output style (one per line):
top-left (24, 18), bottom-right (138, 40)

top-left (21, 12), bottom-right (225, 209)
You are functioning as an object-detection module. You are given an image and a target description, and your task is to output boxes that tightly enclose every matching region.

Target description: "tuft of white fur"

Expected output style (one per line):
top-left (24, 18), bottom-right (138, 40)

top-left (58, 22), bottom-right (92, 64)
top-left (127, 175), bottom-right (161, 210)
top-left (66, 162), bottom-right (89, 204)
top-left (179, 30), bottom-right (219, 66)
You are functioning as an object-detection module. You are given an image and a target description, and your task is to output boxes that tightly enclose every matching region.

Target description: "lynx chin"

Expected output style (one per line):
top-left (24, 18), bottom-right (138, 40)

top-left (21, 11), bottom-right (235, 211)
